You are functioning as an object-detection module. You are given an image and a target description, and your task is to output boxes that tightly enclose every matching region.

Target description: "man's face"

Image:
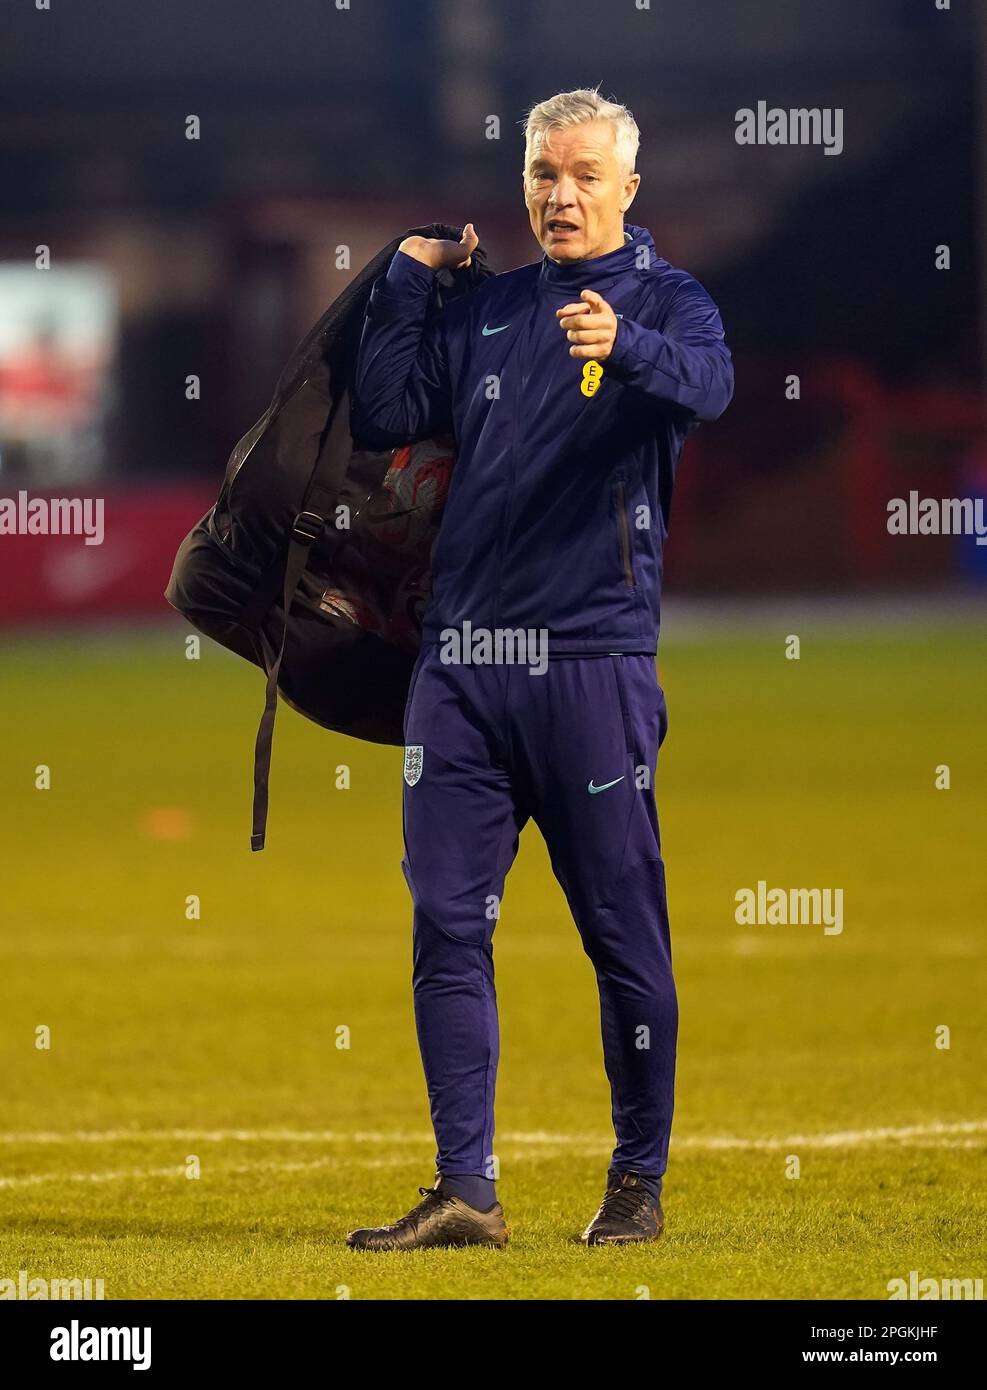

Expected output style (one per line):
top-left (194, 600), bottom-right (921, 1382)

top-left (523, 119), bottom-right (640, 263)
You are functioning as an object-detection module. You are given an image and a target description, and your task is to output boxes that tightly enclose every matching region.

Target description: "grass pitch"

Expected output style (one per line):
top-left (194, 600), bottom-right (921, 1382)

top-left (1, 605), bottom-right (985, 1300)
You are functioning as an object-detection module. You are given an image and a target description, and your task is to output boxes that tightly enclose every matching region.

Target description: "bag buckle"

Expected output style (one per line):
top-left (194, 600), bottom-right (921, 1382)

top-left (291, 510), bottom-right (323, 546)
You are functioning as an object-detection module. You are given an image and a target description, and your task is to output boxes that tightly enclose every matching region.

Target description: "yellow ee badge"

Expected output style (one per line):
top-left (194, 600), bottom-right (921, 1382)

top-left (580, 360), bottom-right (604, 398)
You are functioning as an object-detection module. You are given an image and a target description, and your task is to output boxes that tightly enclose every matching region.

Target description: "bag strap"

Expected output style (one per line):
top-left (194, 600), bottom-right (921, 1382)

top-left (250, 390), bottom-right (351, 852)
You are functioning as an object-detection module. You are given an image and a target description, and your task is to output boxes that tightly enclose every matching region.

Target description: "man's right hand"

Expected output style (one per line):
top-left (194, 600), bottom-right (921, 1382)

top-left (398, 222), bottom-right (478, 271)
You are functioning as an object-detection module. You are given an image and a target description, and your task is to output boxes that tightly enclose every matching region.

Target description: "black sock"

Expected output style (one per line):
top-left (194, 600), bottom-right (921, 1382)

top-left (438, 1173), bottom-right (497, 1210)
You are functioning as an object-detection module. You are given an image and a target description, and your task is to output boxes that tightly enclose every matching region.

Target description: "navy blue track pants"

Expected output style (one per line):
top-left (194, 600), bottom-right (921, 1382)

top-left (401, 648), bottom-right (677, 1180)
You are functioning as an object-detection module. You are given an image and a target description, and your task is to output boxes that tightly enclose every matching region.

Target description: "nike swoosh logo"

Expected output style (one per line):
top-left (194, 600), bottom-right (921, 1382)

top-left (482, 322), bottom-right (511, 336)
top-left (588, 777), bottom-right (624, 795)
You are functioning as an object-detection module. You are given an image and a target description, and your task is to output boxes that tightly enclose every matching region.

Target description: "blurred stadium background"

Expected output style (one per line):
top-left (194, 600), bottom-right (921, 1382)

top-left (1, 0), bottom-right (985, 1300)
top-left (1, 0), bottom-right (985, 613)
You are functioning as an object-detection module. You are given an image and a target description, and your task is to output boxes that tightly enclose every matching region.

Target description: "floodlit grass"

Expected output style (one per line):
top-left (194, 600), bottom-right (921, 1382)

top-left (0, 612), bottom-right (984, 1299)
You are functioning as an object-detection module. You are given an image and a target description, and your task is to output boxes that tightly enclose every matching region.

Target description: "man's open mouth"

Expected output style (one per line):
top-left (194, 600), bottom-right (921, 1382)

top-left (547, 220), bottom-right (579, 234)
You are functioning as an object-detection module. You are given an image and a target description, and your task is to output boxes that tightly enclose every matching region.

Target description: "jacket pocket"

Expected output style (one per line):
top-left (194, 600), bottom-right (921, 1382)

top-left (609, 655), bottom-right (634, 756)
top-left (613, 474), bottom-right (637, 589)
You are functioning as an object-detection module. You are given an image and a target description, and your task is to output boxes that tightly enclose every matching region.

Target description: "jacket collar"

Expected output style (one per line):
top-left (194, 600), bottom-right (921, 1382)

top-left (537, 222), bottom-right (656, 292)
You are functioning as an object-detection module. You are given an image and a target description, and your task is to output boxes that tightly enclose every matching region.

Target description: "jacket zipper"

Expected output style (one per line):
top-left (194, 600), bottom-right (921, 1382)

top-left (615, 478), bottom-right (636, 588)
top-left (492, 305), bottom-right (537, 629)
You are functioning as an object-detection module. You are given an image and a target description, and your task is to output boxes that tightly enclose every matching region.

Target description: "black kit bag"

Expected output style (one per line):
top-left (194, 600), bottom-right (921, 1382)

top-left (164, 224), bottom-right (492, 851)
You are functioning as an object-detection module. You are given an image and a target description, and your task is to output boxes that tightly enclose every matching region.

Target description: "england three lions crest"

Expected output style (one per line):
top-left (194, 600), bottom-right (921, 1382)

top-left (403, 745), bottom-right (424, 786)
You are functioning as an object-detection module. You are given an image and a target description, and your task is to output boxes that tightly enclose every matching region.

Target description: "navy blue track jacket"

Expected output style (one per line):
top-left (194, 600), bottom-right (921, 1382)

top-left (352, 222), bottom-right (733, 656)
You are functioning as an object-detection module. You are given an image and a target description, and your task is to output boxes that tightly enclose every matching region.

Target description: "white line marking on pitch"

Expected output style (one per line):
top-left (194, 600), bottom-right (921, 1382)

top-left (2, 1134), bottom-right (985, 1192)
top-left (0, 1164), bottom-right (186, 1190)
top-left (0, 1158), bottom-right (327, 1191)
top-left (0, 1120), bottom-right (984, 1149)
top-left (0, 1156), bottom-right (435, 1191)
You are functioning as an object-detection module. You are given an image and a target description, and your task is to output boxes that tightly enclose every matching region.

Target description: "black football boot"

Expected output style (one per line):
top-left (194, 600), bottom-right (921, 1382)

top-left (346, 1177), bottom-right (509, 1251)
top-left (580, 1171), bottom-right (665, 1245)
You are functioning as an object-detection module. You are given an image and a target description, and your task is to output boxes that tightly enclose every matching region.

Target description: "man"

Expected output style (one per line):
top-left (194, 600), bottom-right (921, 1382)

top-left (347, 87), bottom-right (733, 1249)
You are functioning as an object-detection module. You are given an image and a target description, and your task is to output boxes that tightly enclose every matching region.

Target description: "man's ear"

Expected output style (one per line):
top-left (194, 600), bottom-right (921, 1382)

top-left (621, 173), bottom-right (641, 213)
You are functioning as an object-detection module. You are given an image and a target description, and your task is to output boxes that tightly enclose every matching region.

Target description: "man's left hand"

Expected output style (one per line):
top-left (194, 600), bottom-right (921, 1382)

top-left (557, 289), bottom-right (619, 361)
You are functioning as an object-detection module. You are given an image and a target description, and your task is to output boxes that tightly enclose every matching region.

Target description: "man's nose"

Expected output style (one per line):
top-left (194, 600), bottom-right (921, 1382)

top-left (547, 176), bottom-right (578, 208)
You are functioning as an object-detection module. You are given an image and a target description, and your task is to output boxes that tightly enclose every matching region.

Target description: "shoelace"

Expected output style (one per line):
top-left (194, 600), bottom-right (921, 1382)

top-left (597, 1184), bottom-right (648, 1222)
top-left (389, 1185), bottom-right (451, 1231)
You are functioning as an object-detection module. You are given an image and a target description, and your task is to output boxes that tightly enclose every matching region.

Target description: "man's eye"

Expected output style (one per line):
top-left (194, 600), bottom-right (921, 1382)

top-left (581, 174), bottom-right (599, 183)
